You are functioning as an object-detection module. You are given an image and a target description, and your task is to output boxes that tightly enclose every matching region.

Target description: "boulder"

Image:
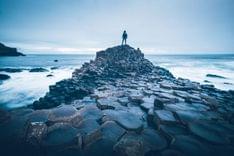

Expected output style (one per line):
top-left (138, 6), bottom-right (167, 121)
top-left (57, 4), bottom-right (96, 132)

top-left (0, 73), bottom-right (10, 80)
top-left (0, 68), bottom-right (23, 73)
top-left (29, 68), bottom-right (48, 72)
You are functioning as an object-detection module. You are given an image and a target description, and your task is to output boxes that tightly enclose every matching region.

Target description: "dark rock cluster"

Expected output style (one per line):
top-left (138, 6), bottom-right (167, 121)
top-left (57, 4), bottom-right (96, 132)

top-left (0, 45), bottom-right (234, 156)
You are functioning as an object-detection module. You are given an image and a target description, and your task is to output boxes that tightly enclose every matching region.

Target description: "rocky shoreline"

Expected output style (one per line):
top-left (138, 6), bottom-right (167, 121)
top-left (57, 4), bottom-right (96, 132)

top-left (0, 45), bottom-right (234, 156)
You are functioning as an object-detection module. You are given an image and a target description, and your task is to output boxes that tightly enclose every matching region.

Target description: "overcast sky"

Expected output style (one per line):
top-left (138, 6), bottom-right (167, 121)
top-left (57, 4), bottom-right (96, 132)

top-left (0, 0), bottom-right (233, 54)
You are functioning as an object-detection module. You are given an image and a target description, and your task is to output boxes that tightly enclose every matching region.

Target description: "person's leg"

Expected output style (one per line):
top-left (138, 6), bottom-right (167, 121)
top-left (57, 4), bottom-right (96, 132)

top-left (125, 39), bottom-right (127, 45)
top-left (122, 39), bottom-right (124, 45)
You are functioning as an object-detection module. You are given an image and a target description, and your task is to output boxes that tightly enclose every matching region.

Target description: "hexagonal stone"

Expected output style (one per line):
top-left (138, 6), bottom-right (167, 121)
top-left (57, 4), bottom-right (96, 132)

top-left (97, 98), bottom-right (121, 110)
top-left (100, 121), bottom-right (126, 142)
top-left (129, 94), bottom-right (144, 105)
top-left (77, 118), bottom-right (100, 134)
top-left (140, 102), bottom-right (154, 112)
top-left (26, 122), bottom-right (47, 146)
top-left (175, 110), bottom-right (207, 123)
top-left (154, 98), bottom-right (164, 109)
top-left (155, 110), bottom-right (177, 123)
top-left (113, 132), bottom-right (145, 156)
top-left (160, 82), bottom-right (173, 89)
top-left (27, 110), bottom-right (51, 123)
top-left (165, 102), bottom-right (209, 112)
top-left (147, 108), bottom-right (159, 129)
top-left (171, 135), bottom-right (210, 156)
top-left (160, 124), bottom-right (188, 136)
top-left (49, 105), bottom-right (77, 123)
top-left (156, 92), bottom-right (179, 102)
top-left (78, 105), bottom-right (103, 120)
top-left (42, 123), bottom-right (79, 147)
top-left (76, 119), bottom-right (101, 147)
top-left (103, 110), bottom-right (143, 131)
top-left (142, 128), bottom-right (167, 152)
top-left (117, 97), bottom-right (129, 106)
top-left (188, 121), bottom-right (230, 144)
top-left (83, 138), bottom-right (116, 156)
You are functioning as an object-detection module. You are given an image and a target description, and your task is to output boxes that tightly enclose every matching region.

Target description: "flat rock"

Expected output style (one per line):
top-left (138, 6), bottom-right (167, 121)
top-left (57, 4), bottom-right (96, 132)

top-left (175, 110), bottom-right (207, 123)
top-left (129, 93), bottom-right (144, 105)
top-left (160, 124), bottom-right (188, 136)
top-left (140, 96), bottom-right (155, 111)
top-left (155, 110), bottom-right (177, 123)
top-left (77, 118), bottom-right (100, 134)
top-left (78, 105), bottom-right (103, 120)
top-left (83, 138), bottom-right (116, 156)
top-left (188, 121), bottom-right (230, 144)
top-left (142, 128), bottom-right (167, 152)
top-left (140, 102), bottom-right (154, 111)
top-left (117, 97), bottom-right (129, 106)
top-left (171, 135), bottom-right (210, 156)
top-left (42, 123), bottom-right (78, 147)
top-left (100, 121), bottom-right (126, 142)
top-left (97, 98), bottom-right (121, 110)
top-left (113, 132), bottom-right (145, 156)
top-left (103, 110), bottom-right (143, 131)
top-left (165, 102), bottom-right (209, 112)
top-left (77, 118), bottom-right (101, 147)
top-left (49, 105), bottom-right (77, 123)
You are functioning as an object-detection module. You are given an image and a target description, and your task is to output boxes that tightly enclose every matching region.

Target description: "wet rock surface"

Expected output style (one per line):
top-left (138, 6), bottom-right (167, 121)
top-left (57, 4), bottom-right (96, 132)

top-left (0, 45), bottom-right (234, 156)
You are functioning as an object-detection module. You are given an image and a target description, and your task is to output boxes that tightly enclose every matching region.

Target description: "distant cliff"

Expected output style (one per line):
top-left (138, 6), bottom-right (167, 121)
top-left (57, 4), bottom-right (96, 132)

top-left (0, 42), bottom-right (25, 56)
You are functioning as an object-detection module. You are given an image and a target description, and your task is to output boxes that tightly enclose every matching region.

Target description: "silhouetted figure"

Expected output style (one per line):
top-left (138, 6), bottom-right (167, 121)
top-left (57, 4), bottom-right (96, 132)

top-left (122, 30), bottom-right (128, 45)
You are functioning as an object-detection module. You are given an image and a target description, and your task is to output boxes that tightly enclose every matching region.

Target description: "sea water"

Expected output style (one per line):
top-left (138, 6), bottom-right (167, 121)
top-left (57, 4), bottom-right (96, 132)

top-left (0, 54), bottom-right (234, 109)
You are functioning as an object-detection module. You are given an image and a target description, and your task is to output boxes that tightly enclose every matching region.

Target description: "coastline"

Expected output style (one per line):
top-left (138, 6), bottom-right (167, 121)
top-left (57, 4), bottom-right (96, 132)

top-left (0, 45), bottom-right (234, 156)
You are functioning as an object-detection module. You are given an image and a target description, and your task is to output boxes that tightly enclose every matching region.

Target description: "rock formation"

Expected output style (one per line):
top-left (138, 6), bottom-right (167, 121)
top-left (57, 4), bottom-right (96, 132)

top-left (0, 42), bottom-right (25, 56)
top-left (0, 45), bottom-right (234, 156)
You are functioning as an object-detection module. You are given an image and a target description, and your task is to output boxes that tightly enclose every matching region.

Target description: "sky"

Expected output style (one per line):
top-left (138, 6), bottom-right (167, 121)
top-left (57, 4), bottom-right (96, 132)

top-left (0, 0), bottom-right (233, 54)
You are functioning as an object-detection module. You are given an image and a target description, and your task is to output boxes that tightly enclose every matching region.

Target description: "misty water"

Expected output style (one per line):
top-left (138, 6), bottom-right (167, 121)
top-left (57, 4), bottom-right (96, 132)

top-left (0, 54), bottom-right (234, 109)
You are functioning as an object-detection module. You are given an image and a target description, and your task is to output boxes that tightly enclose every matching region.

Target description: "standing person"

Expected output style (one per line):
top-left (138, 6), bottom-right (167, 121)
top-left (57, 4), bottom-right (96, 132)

top-left (122, 30), bottom-right (128, 45)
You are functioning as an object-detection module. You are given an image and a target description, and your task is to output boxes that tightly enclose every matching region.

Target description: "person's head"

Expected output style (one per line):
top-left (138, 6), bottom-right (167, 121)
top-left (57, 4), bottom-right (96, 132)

top-left (124, 30), bottom-right (126, 33)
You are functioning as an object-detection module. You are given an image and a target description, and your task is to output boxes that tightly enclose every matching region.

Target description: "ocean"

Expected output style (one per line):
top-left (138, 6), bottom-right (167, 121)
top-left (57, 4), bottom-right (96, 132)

top-left (0, 54), bottom-right (234, 109)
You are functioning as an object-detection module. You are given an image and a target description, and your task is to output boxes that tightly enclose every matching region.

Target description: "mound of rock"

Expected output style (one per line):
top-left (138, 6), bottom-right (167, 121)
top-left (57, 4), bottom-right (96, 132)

top-left (33, 45), bottom-right (173, 109)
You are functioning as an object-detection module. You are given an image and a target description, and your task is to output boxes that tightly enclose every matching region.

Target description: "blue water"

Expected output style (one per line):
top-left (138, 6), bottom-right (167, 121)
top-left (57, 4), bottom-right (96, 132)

top-left (0, 54), bottom-right (234, 109)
